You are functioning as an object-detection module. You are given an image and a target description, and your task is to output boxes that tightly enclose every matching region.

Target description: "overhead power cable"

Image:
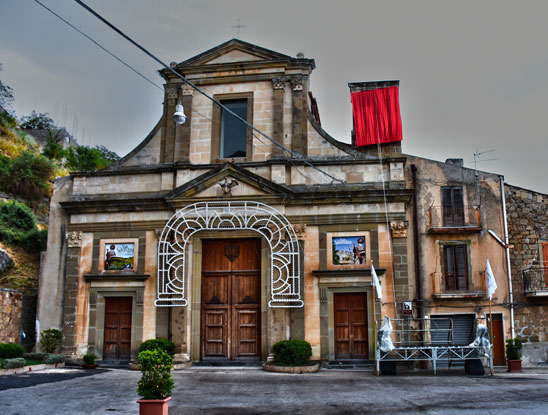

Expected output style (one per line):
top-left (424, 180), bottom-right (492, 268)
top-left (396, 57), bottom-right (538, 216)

top-left (73, 0), bottom-right (345, 184)
top-left (33, 0), bottom-right (163, 92)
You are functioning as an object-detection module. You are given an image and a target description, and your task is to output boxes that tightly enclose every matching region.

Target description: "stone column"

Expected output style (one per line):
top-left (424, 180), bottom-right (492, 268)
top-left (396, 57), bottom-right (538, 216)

top-left (174, 84), bottom-right (193, 162)
top-left (291, 76), bottom-right (308, 158)
top-left (391, 221), bottom-right (410, 318)
top-left (271, 77), bottom-right (286, 158)
top-left (160, 85), bottom-right (179, 163)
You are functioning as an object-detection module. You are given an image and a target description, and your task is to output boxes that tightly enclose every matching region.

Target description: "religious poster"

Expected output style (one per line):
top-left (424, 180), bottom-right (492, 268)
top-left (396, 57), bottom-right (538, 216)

top-left (104, 243), bottom-right (135, 270)
top-left (331, 235), bottom-right (367, 265)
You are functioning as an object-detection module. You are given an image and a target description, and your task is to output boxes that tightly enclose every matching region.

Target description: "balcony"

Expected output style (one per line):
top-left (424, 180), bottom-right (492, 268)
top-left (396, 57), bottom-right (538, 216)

top-left (427, 206), bottom-right (482, 234)
top-left (523, 268), bottom-right (548, 297)
top-left (431, 271), bottom-right (486, 299)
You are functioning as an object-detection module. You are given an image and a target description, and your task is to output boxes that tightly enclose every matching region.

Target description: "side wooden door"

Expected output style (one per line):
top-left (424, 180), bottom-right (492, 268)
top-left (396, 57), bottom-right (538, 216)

top-left (489, 314), bottom-right (505, 366)
top-left (201, 239), bottom-right (261, 360)
top-left (103, 297), bottom-right (132, 360)
top-left (334, 293), bottom-right (368, 359)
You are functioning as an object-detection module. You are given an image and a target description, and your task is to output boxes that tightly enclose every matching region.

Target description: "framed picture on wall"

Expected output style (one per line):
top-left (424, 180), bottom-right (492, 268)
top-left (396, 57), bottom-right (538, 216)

top-left (326, 232), bottom-right (371, 269)
top-left (99, 239), bottom-right (139, 272)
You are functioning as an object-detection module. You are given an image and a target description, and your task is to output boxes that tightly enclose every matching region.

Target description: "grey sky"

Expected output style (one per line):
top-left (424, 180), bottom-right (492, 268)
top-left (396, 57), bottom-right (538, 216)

top-left (1, 0), bottom-right (547, 193)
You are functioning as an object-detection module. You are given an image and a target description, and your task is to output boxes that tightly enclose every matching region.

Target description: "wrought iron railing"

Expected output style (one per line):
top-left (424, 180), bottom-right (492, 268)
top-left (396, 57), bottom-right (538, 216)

top-left (427, 206), bottom-right (481, 229)
top-left (523, 267), bottom-right (548, 293)
top-left (431, 271), bottom-right (486, 296)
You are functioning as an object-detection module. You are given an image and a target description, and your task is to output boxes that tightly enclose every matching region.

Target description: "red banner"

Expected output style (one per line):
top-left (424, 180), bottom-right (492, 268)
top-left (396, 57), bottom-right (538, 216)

top-left (351, 86), bottom-right (402, 146)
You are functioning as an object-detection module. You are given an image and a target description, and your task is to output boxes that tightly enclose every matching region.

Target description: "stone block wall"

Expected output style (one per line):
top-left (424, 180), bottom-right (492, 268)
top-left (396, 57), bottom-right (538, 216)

top-left (505, 184), bottom-right (548, 365)
top-left (0, 288), bottom-right (23, 344)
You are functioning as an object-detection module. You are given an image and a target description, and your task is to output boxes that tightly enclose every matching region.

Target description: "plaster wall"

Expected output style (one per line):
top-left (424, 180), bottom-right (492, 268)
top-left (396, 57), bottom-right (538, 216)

top-left (36, 176), bottom-right (72, 349)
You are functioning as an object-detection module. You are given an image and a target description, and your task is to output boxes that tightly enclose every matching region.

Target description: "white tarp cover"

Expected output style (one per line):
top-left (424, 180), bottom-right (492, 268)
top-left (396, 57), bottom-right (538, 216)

top-left (469, 323), bottom-right (491, 356)
top-left (378, 316), bottom-right (395, 352)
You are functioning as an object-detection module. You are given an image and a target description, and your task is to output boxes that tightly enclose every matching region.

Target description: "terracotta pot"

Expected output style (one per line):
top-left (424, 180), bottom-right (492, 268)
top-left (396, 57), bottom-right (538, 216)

top-left (507, 359), bottom-right (522, 373)
top-left (137, 397), bottom-right (171, 415)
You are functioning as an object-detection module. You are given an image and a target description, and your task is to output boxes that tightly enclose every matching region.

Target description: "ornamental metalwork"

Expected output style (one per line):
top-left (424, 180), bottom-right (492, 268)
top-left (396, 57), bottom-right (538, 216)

top-left (156, 201), bottom-right (303, 308)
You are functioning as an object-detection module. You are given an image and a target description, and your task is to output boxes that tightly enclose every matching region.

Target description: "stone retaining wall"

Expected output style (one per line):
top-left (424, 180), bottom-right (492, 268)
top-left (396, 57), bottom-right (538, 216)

top-left (0, 288), bottom-right (23, 343)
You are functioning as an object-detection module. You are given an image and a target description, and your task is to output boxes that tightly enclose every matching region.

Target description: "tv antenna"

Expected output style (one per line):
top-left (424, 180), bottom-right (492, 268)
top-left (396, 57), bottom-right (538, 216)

top-left (472, 149), bottom-right (497, 206)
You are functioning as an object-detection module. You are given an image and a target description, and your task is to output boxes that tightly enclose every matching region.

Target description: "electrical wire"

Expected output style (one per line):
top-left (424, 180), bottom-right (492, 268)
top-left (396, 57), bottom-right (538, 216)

top-left (33, 0), bottom-right (163, 92)
top-left (73, 0), bottom-right (345, 185)
top-left (33, 0), bottom-right (324, 184)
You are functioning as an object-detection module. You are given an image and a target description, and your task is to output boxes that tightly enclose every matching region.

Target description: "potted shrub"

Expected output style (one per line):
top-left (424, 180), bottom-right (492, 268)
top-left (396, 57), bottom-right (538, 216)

top-left (137, 349), bottom-right (174, 415)
top-left (264, 340), bottom-right (318, 373)
top-left (506, 337), bottom-right (523, 373)
top-left (82, 353), bottom-right (98, 369)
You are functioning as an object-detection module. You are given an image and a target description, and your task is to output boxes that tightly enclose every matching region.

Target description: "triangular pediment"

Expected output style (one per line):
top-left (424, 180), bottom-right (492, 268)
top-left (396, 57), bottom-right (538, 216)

top-left (166, 163), bottom-right (293, 204)
top-left (176, 39), bottom-right (306, 68)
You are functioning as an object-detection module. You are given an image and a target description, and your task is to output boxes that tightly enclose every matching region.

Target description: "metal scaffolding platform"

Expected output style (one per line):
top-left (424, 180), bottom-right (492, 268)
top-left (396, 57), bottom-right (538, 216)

top-left (375, 317), bottom-right (493, 375)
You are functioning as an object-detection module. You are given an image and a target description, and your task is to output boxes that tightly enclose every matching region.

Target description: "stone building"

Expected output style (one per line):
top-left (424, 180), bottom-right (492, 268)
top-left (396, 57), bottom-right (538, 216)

top-left (505, 184), bottom-right (548, 366)
top-left (37, 39), bottom-right (513, 367)
top-left (38, 39), bottom-right (413, 363)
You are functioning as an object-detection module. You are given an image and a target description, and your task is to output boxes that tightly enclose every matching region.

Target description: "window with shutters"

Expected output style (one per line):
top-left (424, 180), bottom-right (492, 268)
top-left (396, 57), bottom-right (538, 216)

top-left (442, 187), bottom-right (464, 227)
top-left (443, 244), bottom-right (469, 291)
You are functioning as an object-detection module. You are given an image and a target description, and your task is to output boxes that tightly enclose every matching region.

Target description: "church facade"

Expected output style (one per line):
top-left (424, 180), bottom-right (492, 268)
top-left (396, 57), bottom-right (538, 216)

top-left (37, 39), bottom-right (512, 365)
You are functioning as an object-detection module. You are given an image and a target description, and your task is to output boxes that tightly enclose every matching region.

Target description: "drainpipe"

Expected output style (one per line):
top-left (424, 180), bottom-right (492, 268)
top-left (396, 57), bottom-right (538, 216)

top-left (411, 165), bottom-right (423, 325)
top-left (500, 176), bottom-right (515, 339)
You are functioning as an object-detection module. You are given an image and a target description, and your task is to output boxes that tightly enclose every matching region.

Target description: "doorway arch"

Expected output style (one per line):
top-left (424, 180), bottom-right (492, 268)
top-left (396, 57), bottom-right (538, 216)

top-left (156, 201), bottom-right (303, 308)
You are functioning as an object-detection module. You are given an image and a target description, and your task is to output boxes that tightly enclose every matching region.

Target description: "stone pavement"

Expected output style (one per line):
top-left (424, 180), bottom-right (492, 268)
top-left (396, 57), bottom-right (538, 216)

top-left (1, 366), bottom-right (548, 414)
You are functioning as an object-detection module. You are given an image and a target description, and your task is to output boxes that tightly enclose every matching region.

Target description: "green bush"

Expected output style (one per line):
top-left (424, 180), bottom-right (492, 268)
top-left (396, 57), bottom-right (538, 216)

top-left (40, 328), bottom-right (62, 353)
top-left (0, 201), bottom-right (35, 233)
top-left (22, 227), bottom-right (48, 253)
top-left (506, 337), bottom-right (523, 360)
top-left (137, 350), bottom-right (174, 400)
top-left (272, 340), bottom-right (312, 366)
top-left (44, 354), bottom-right (65, 364)
top-left (24, 352), bottom-right (48, 361)
top-left (0, 342), bottom-right (25, 358)
top-left (2, 357), bottom-right (25, 369)
top-left (139, 338), bottom-right (176, 357)
top-left (0, 151), bottom-right (54, 201)
top-left (83, 353), bottom-right (97, 365)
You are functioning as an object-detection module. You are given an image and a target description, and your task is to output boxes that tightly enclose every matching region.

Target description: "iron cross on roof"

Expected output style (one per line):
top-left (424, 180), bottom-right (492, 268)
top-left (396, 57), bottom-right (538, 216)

top-left (231, 18), bottom-right (246, 39)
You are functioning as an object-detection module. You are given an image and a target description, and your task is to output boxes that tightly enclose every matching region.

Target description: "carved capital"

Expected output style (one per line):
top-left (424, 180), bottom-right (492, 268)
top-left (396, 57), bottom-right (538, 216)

top-left (293, 224), bottom-right (307, 240)
top-left (291, 76), bottom-right (304, 91)
top-left (390, 221), bottom-right (408, 238)
top-left (166, 87), bottom-right (178, 99)
top-left (66, 231), bottom-right (82, 248)
top-left (272, 77), bottom-right (286, 90)
top-left (181, 85), bottom-right (194, 96)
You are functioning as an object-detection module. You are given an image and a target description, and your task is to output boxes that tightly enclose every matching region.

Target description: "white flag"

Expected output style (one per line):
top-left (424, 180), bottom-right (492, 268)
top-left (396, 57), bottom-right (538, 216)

top-left (486, 259), bottom-right (497, 300)
top-left (371, 263), bottom-right (382, 300)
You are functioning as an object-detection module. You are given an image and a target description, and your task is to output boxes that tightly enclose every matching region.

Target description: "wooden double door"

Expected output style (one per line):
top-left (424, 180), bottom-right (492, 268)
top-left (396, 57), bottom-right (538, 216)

top-left (201, 239), bottom-right (261, 360)
top-left (334, 292), bottom-right (369, 359)
top-left (103, 297), bottom-right (132, 360)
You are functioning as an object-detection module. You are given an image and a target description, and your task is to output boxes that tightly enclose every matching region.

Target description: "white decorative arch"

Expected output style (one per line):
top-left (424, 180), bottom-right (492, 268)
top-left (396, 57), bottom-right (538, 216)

top-left (156, 201), bottom-right (303, 308)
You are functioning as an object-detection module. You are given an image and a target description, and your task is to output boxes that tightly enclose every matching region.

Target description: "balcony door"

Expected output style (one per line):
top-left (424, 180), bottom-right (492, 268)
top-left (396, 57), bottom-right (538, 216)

top-left (442, 187), bottom-right (464, 226)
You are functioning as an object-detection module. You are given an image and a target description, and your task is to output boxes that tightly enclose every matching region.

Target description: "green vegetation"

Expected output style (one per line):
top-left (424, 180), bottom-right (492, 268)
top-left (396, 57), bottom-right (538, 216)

top-left (271, 339), bottom-right (312, 366)
top-left (506, 337), bottom-right (523, 360)
top-left (137, 349), bottom-right (174, 400)
top-left (0, 342), bottom-right (25, 358)
top-left (83, 353), bottom-right (97, 365)
top-left (39, 329), bottom-right (62, 353)
top-left (0, 201), bottom-right (47, 253)
top-left (44, 353), bottom-right (65, 364)
top-left (2, 357), bottom-right (25, 369)
top-left (139, 339), bottom-right (176, 357)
